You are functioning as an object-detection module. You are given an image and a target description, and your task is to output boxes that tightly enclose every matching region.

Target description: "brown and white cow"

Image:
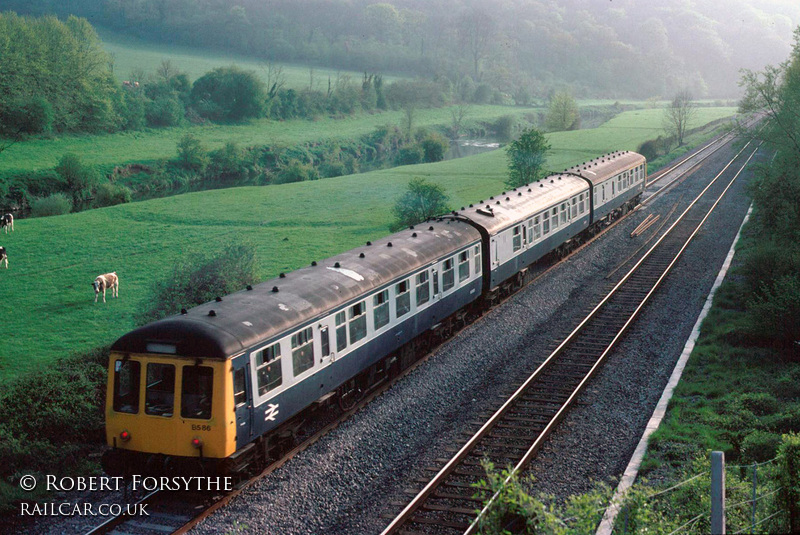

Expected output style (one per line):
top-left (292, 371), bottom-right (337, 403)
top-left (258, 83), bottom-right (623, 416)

top-left (93, 272), bottom-right (119, 303)
top-left (0, 246), bottom-right (7, 269)
top-left (0, 214), bottom-right (12, 234)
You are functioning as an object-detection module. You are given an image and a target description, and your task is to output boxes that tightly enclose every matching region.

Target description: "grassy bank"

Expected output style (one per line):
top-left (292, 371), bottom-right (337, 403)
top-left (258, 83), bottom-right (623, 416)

top-left (0, 105), bottom-right (539, 174)
top-left (0, 107), bottom-right (736, 381)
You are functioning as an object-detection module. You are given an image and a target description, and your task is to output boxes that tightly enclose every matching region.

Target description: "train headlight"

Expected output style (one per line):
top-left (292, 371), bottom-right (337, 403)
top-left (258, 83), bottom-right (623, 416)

top-left (191, 438), bottom-right (202, 449)
top-left (119, 430), bottom-right (131, 442)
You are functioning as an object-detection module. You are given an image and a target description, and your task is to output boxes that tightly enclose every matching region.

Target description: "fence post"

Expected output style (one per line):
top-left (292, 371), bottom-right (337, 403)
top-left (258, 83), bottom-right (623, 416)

top-left (711, 451), bottom-right (726, 534)
top-left (751, 462), bottom-right (757, 534)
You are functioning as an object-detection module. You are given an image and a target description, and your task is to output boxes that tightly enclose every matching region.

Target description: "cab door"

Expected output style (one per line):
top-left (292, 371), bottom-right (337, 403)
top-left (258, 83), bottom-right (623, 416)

top-left (231, 354), bottom-right (253, 448)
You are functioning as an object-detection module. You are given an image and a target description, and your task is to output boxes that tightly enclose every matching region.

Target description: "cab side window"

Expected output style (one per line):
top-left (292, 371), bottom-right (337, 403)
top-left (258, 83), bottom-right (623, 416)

top-left (181, 366), bottom-right (213, 420)
top-left (113, 359), bottom-right (141, 414)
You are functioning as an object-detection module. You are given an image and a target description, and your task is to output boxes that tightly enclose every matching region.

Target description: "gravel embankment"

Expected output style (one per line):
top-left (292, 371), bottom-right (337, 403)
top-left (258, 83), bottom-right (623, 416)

top-left (190, 142), bottom-right (757, 535)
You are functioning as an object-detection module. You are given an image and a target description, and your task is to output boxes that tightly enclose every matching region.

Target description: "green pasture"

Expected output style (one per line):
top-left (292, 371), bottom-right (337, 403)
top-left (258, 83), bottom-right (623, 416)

top-left (0, 107), bottom-right (736, 380)
top-left (98, 27), bottom-right (403, 88)
top-left (0, 105), bottom-right (540, 174)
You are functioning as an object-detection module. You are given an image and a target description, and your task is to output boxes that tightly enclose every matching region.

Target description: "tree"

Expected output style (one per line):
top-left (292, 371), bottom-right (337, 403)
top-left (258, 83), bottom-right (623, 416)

top-left (190, 66), bottom-right (267, 122)
top-left (505, 127), bottom-right (551, 188)
top-left (176, 134), bottom-right (209, 172)
top-left (391, 177), bottom-right (451, 231)
top-left (449, 104), bottom-right (471, 140)
top-left (457, 7), bottom-right (497, 80)
top-left (545, 91), bottom-right (580, 132)
top-left (55, 153), bottom-right (100, 209)
top-left (663, 90), bottom-right (697, 146)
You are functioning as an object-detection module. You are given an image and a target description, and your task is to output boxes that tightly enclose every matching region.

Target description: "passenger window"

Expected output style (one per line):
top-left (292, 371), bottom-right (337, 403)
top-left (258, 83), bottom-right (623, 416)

top-left (349, 302), bottom-right (367, 344)
top-left (560, 203), bottom-right (567, 225)
top-left (145, 363), bottom-right (175, 417)
top-left (543, 212), bottom-right (550, 234)
top-left (416, 271), bottom-right (430, 305)
top-left (512, 226), bottom-right (522, 252)
top-left (533, 216), bottom-right (541, 240)
top-left (579, 194), bottom-right (585, 214)
top-left (395, 280), bottom-right (411, 318)
top-left (181, 366), bottom-right (213, 420)
top-left (233, 368), bottom-right (247, 407)
top-left (458, 251), bottom-right (469, 282)
top-left (373, 290), bottom-right (390, 330)
top-left (291, 326), bottom-right (314, 376)
top-left (113, 359), bottom-right (140, 414)
top-left (335, 311), bottom-right (347, 351)
top-left (255, 343), bottom-right (282, 396)
top-left (551, 207), bottom-right (559, 228)
top-left (571, 198), bottom-right (577, 219)
top-left (320, 325), bottom-right (330, 357)
top-left (442, 258), bottom-right (455, 291)
top-left (474, 245), bottom-right (482, 273)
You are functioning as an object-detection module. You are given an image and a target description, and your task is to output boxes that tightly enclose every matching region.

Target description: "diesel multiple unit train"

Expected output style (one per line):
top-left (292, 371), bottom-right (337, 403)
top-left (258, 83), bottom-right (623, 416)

top-left (103, 150), bottom-right (647, 477)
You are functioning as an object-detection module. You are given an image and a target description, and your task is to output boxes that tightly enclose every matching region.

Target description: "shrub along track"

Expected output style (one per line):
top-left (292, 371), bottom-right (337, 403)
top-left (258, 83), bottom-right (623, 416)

top-left (76, 131), bottom-right (740, 535)
top-left (379, 139), bottom-right (760, 534)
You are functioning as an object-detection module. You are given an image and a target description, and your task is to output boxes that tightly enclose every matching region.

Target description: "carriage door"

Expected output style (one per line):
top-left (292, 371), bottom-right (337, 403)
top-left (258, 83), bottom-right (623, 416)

top-left (231, 354), bottom-right (253, 448)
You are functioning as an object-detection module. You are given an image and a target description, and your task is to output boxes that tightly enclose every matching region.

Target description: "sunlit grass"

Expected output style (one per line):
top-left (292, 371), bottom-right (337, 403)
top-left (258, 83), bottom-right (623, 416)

top-left (0, 107), bottom-right (736, 380)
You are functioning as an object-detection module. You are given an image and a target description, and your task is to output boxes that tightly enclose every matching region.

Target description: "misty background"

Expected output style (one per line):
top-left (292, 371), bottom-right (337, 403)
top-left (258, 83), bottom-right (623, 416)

top-left (2, 0), bottom-right (798, 99)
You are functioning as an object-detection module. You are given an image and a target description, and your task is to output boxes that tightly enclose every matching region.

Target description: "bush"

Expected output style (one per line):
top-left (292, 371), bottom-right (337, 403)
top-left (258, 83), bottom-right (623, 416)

top-left (176, 133), bottom-right (209, 172)
top-left (472, 83), bottom-right (493, 104)
top-left (421, 133), bottom-right (449, 163)
top-left (136, 243), bottom-right (259, 325)
top-left (55, 153), bottom-right (101, 209)
top-left (0, 95), bottom-right (54, 136)
top-left (493, 115), bottom-right (516, 142)
top-left (395, 145), bottom-right (424, 166)
top-left (93, 182), bottom-right (132, 208)
top-left (30, 193), bottom-right (73, 217)
top-left (742, 430), bottom-right (783, 462)
top-left (745, 274), bottom-right (800, 344)
top-left (208, 141), bottom-right (249, 184)
top-left (191, 66), bottom-right (267, 121)
top-left (145, 95), bottom-right (184, 127)
top-left (274, 159), bottom-right (319, 184)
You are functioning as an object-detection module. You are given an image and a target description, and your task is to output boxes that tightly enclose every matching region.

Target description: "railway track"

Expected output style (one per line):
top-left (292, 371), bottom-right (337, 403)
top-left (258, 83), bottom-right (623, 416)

top-left (80, 127), bottom-right (744, 535)
top-left (379, 139), bottom-right (760, 535)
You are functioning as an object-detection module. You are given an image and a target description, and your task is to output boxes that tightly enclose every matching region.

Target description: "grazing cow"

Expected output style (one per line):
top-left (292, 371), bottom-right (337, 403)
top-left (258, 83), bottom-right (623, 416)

top-left (0, 214), bottom-right (12, 234)
top-left (0, 246), bottom-right (6, 269)
top-left (93, 272), bottom-right (119, 303)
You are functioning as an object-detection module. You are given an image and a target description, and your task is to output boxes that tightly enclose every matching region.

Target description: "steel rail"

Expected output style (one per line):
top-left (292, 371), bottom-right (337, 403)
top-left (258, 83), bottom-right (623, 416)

top-left (380, 137), bottom-right (759, 535)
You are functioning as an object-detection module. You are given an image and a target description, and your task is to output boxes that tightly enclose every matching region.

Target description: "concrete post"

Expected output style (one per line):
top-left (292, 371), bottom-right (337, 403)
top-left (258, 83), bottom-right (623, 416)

top-left (711, 450), bottom-right (726, 534)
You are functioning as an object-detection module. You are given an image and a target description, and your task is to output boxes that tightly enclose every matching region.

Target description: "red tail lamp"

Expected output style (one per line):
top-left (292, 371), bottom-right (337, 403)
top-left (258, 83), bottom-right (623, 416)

top-left (119, 430), bottom-right (131, 442)
top-left (191, 438), bottom-right (202, 449)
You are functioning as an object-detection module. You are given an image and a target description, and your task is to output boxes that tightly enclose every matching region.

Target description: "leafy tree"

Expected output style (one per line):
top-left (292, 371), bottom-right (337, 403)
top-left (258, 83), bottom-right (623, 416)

top-left (54, 153), bottom-right (100, 209)
top-left (545, 91), bottom-right (580, 131)
top-left (390, 177), bottom-right (450, 231)
top-left (421, 133), bottom-right (449, 162)
top-left (493, 115), bottom-right (516, 141)
top-left (663, 90), bottom-right (697, 146)
top-left (505, 127), bottom-right (551, 188)
top-left (190, 66), bottom-right (267, 122)
top-left (0, 96), bottom-right (53, 137)
top-left (176, 134), bottom-right (209, 172)
top-left (30, 193), bottom-right (72, 217)
top-left (93, 182), bottom-right (132, 208)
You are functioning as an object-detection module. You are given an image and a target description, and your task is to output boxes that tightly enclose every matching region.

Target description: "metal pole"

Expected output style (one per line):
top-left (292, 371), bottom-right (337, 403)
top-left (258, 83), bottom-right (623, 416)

top-left (751, 462), bottom-right (757, 534)
top-left (711, 451), bottom-right (726, 534)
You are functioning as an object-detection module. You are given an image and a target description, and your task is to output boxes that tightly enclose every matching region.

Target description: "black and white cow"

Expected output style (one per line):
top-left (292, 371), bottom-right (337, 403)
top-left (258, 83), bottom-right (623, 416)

top-left (93, 272), bottom-right (119, 303)
top-left (0, 214), bottom-right (12, 234)
top-left (0, 246), bottom-right (7, 269)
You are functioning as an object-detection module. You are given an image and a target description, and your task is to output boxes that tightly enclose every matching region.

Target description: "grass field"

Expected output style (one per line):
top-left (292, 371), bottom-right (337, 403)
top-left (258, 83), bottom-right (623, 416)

top-left (0, 107), bottom-right (736, 381)
top-left (98, 27), bottom-right (404, 88)
top-left (0, 105), bottom-right (540, 174)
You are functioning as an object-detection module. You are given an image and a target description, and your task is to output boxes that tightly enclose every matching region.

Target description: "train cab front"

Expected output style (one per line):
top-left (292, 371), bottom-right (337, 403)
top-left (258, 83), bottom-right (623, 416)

top-left (102, 350), bottom-right (235, 478)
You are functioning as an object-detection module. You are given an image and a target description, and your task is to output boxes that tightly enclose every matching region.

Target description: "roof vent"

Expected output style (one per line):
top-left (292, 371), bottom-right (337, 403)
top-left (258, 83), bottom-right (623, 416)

top-left (461, 206), bottom-right (465, 210)
top-left (366, 241), bottom-right (372, 246)
top-left (558, 177), bottom-right (562, 180)
top-left (518, 192), bottom-right (522, 196)
top-left (409, 225), bottom-right (414, 229)
top-left (272, 286), bottom-right (279, 293)
top-left (429, 226), bottom-right (434, 231)
top-left (496, 200), bottom-right (500, 205)
top-left (359, 252), bottom-right (365, 258)
top-left (539, 184), bottom-right (544, 188)
top-left (490, 196), bottom-right (494, 200)
top-left (311, 261), bottom-right (317, 266)
top-left (469, 204), bottom-right (474, 208)
top-left (506, 197), bottom-right (510, 201)
top-left (215, 296), bottom-right (223, 302)
top-left (181, 308), bottom-right (188, 315)
top-left (412, 232), bottom-right (417, 237)
top-left (208, 310), bottom-right (216, 317)
top-left (387, 242), bottom-right (393, 247)
top-left (279, 272), bottom-right (286, 278)
top-left (550, 179), bottom-right (554, 183)
top-left (334, 262), bottom-right (341, 268)
top-left (246, 285), bottom-right (253, 291)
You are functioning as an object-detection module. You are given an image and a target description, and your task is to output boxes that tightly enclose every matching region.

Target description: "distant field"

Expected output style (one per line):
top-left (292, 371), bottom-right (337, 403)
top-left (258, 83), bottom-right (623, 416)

top-left (98, 27), bottom-right (403, 88)
top-left (0, 107), bottom-right (736, 380)
top-left (0, 105), bottom-right (540, 174)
